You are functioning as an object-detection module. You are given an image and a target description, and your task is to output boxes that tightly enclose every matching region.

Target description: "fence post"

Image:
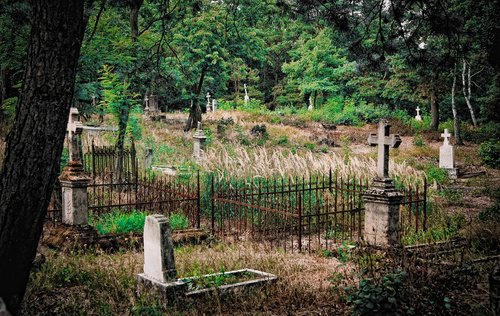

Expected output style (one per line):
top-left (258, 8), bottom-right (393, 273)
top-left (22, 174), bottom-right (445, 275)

top-left (196, 170), bottom-right (200, 229)
top-left (211, 174), bottom-right (215, 235)
top-left (298, 194), bottom-right (302, 252)
top-left (423, 177), bottom-right (427, 231)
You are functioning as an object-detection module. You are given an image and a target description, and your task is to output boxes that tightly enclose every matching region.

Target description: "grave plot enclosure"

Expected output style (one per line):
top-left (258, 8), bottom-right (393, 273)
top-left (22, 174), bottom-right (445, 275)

top-left (210, 171), bottom-right (428, 253)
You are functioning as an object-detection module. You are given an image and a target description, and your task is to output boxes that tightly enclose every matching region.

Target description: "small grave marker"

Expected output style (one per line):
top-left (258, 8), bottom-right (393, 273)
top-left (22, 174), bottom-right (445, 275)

top-left (308, 96), bottom-right (313, 111)
top-left (193, 121), bottom-right (207, 160)
top-left (439, 129), bottom-right (458, 178)
top-left (415, 106), bottom-right (422, 121)
top-left (206, 92), bottom-right (211, 112)
top-left (244, 84), bottom-right (250, 104)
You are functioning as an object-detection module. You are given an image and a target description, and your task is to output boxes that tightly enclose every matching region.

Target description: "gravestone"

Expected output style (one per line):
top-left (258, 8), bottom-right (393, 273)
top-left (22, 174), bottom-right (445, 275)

top-left (244, 84), bottom-right (250, 104)
top-left (206, 92), bottom-right (211, 112)
top-left (144, 95), bottom-right (150, 111)
top-left (145, 147), bottom-right (153, 169)
top-left (308, 96), bottom-right (313, 111)
top-left (363, 120), bottom-right (403, 246)
top-left (415, 106), bottom-right (422, 121)
top-left (439, 129), bottom-right (458, 179)
top-left (59, 107), bottom-right (91, 226)
top-left (138, 215), bottom-right (186, 300)
top-left (193, 121), bottom-right (207, 160)
top-left (149, 95), bottom-right (159, 112)
top-left (212, 99), bottom-right (217, 112)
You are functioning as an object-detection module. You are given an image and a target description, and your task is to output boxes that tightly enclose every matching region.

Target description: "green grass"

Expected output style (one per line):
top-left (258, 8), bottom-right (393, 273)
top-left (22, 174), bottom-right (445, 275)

top-left (89, 210), bottom-right (190, 235)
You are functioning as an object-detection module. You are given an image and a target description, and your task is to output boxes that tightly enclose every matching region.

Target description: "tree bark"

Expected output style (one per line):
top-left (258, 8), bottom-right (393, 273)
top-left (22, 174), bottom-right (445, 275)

top-left (462, 58), bottom-right (478, 127)
top-left (0, 1), bottom-right (86, 314)
top-left (130, 0), bottom-right (143, 42)
top-left (451, 64), bottom-right (463, 145)
top-left (430, 72), bottom-right (440, 131)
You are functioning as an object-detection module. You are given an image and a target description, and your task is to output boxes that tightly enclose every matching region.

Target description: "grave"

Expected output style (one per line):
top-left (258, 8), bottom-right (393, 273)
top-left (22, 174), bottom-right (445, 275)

top-left (415, 106), bottom-right (422, 121)
top-left (59, 107), bottom-right (91, 226)
top-left (137, 214), bottom-right (277, 304)
top-left (145, 147), bottom-right (153, 169)
top-left (192, 122), bottom-right (207, 160)
top-left (206, 92), bottom-right (211, 112)
top-left (308, 96), bottom-right (313, 111)
top-left (439, 129), bottom-right (458, 179)
top-left (363, 120), bottom-right (403, 246)
top-left (137, 215), bottom-right (186, 301)
top-left (244, 84), bottom-right (250, 104)
top-left (212, 99), bottom-right (217, 112)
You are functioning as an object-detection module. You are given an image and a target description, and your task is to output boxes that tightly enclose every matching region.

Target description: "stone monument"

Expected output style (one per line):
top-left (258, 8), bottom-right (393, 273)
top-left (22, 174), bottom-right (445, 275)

top-left (192, 121), bottom-right (207, 160)
top-left (415, 106), bottom-right (422, 121)
top-left (145, 147), bottom-right (153, 169)
top-left (59, 107), bottom-right (92, 226)
top-left (206, 92), bottom-right (211, 112)
top-left (144, 95), bottom-right (150, 111)
top-left (363, 120), bottom-right (403, 246)
top-left (244, 84), bottom-right (250, 105)
top-left (212, 99), bottom-right (217, 112)
top-left (137, 215), bottom-right (186, 299)
top-left (149, 94), bottom-right (159, 112)
top-left (308, 96), bottom-right (313, 111)
top-left (439, 129), bottom-right (458, 179)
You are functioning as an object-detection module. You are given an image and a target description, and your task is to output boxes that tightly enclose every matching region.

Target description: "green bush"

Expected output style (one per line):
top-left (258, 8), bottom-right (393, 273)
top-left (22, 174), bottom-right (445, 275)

top-left (424, 164), bottom-right (449, 185)
top-left (478, 140), bottom-right (500, 168)
top-left (169, 213), bottom-right (189, 230)
top-left (348, 270), bottom-right (407, 315)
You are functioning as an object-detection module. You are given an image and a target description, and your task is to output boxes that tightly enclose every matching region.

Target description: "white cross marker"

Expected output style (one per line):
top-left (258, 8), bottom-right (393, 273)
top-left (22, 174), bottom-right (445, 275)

top-left (441, 129), bottom-right (451, 146)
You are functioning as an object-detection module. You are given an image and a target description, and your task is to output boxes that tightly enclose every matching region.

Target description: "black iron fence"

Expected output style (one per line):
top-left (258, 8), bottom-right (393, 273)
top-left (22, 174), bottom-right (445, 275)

top-left (210, 171), bottom-right (427, 253)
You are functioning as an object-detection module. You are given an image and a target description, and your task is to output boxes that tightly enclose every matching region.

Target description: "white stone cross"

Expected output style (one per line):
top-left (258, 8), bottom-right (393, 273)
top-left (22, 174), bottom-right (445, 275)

top-left (66, 107), bottom-right (84, 162)
top-left (206, 92), bottom-right (211, 112)
top-left (415, 106), bottom-right (422, 121)
top-left (441, 128), bottom-right (451, 146)
top-left (244, 84), bottom-right (250, 104)
top-left (144, 95), bottom-right (150, 111)
top-left (367, 120), bottom-right (402, 179)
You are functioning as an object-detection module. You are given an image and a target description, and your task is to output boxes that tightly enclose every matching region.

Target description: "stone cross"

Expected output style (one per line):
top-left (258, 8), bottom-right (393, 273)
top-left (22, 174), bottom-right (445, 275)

top-left (142, 214), bottom-right (177, 282)
top-left (144, 95), bottom-right (150, 111)
top-left (206, 92), bottom-right (211, 112)
top-left (367, 120), bottom-right (402, 180)
top-left (439, 129), bottom-right (455, 170)
top-left (244, 84), bottom-right (250, 104)
top-left (415, 106), bottom-right (422, 121)
top-left (66, 107), bottom-right (84, 162)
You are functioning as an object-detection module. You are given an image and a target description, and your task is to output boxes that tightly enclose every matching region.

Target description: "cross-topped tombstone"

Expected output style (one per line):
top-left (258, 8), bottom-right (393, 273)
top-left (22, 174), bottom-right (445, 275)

top-left (206, 92), bottom-right (211, 112)
top-left (66, 107), bottom-right (84, 162)
top-left (193, 121), bottom-right (207, 160)
top-left (244, 84), bottom-right (250, 104)
top-left (415, 106), bottom-right (422, 121)
top-left (367, 120), bottom-right (402, 181)
top-left (144, 95), bottom-right (150, 111)
top-left (439, 129), bottom-right (458, 178)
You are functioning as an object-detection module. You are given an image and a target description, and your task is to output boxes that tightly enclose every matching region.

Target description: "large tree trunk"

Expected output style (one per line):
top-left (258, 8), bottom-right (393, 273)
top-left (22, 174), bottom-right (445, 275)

top-left (451, 64), bottom-right (464, 145)
top-left (430, 72), bottom-right (440, 131)
top-left (462, 58), bottom-right (478, 127)
top-left (130, 0), bottom-right (143, 42)
top-left (184, 67), bottom-right (206, 131)
top-left (0, 1), bottom-right (86, 314)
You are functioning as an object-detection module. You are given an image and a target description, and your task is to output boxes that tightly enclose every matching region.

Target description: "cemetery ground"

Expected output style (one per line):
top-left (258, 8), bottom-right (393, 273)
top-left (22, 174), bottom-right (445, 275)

top-left (10, 109), bottom-right (500, 315)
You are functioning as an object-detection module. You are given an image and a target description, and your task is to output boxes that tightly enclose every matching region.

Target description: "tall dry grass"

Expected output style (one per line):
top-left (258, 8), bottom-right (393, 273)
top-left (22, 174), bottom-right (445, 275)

top-left (201, 146), bottom-right (424, 187)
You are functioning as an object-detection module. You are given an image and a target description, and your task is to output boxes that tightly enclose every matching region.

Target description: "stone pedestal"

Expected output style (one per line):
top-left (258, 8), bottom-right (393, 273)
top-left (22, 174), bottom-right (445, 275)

top-left (363, 178), bottom-right (403, 246)
top-left (138, 214), bottom-right (186, 301)
top-left (59, 162), bottom-right (91, 225)
top-left (439, 129), bottom-right (458, 179)
top-left (193, 122), bottom-right (207, 160)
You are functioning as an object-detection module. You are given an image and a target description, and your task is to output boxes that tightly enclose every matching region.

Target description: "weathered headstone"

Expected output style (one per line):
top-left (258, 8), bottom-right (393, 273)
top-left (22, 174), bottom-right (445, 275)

top-left (144, 95), bottom-right (150, 111)
top-left (206, 92), bottom-right (211, 112)
top-left (59, 107), bottom-right (91, 226)
top-left (137, 214), bottom-right (185, 300)
top-left (212, 99), bottom-right (217, 112)
top-left (145, 147), bottom-right (153, 169)
top-left (363, 120), bottom-right (403, 246)
top-left (193, 121), bottom-right (207, 160)
top-left (244, 84), bottom-right (250, 104)
top-left (439, 129), bottom-right (458, 178)
top-left (415, 106), bottom-right (422, 121)
top-left (308, 96), bottom-right (313, 111)
top-left (149, 95), bottom-right (159, 112)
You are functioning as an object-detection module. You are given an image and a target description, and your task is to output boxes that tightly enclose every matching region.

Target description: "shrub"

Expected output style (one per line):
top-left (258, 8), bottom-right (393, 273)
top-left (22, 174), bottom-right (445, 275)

top-left (478, 140), bottom-right (500, 168)
top-left (169, 213), bottom-right (189, 230)
top-left (348, 270), bottom-right (407, 315)
top-left (424, 164), bottom-right (449, 185)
